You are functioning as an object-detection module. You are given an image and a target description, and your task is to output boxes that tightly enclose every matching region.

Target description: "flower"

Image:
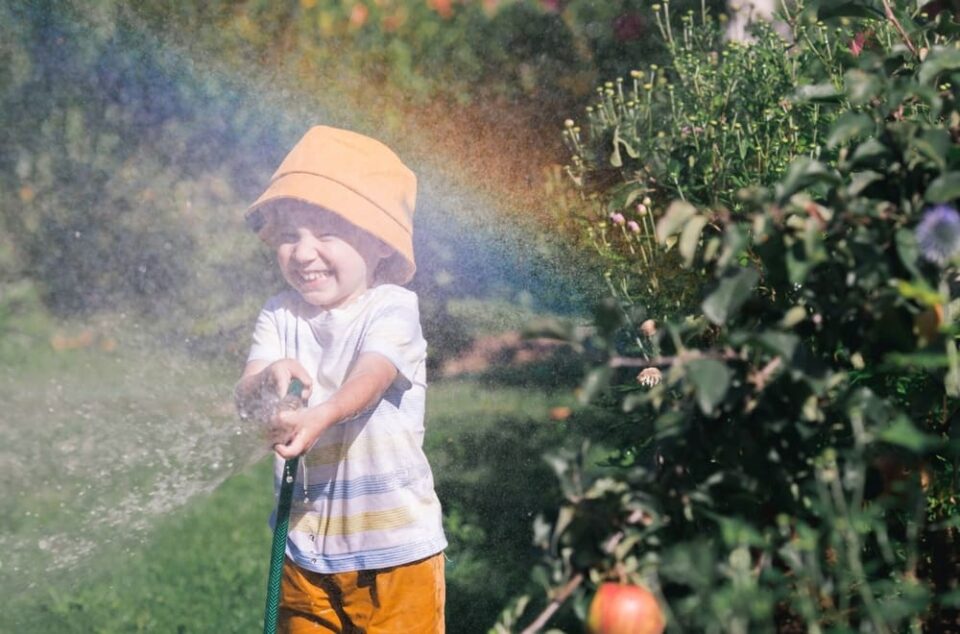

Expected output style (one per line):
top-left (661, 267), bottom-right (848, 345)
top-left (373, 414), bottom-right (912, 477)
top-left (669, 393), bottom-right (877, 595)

top-left (637, 367), bottom-right (662, 387)
top-left (610, 212), bottom-right (626, 225)
top-left (916, 204), bottom-right (960, 265)
top-left (627, 220), bottom-right (641, 233)
top-left (636, 203), bottom-right (647, 215)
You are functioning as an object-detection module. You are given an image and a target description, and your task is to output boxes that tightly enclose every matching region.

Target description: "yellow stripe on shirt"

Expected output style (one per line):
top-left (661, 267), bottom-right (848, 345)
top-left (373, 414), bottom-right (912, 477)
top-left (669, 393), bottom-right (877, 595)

top-left (290, 505), bottom-right (417, 537)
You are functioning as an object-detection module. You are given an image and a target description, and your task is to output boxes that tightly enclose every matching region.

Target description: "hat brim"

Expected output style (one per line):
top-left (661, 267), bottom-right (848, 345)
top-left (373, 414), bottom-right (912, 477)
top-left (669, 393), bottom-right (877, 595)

top-left (246, 172), bottom-right (416, 285)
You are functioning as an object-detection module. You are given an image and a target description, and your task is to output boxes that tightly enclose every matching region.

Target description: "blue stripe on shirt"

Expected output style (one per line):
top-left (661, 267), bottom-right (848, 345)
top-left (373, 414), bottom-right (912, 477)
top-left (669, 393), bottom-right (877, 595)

top-left (299, 465), bottom-right (431, 501)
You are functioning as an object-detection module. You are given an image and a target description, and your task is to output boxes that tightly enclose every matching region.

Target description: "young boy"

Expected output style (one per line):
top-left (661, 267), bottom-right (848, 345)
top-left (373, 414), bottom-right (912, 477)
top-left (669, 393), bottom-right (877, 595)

top-left (234, 126), bottom-right (447, 633)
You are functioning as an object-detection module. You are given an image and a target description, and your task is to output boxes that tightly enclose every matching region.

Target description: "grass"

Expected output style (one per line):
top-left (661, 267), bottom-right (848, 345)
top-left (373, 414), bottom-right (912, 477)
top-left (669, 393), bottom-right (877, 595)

top-left (0, 287), bottom-right (589, 633)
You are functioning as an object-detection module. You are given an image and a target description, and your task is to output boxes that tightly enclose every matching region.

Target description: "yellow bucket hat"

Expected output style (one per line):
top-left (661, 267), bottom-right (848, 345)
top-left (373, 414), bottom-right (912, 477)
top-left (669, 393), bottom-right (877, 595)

top-left (246, 126), bottom-right (417, 285)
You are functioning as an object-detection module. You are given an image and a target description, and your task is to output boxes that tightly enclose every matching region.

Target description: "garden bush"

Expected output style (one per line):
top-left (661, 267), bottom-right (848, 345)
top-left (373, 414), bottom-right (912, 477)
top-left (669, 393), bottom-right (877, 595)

top-left (510, 1), bottom-right (960, 632)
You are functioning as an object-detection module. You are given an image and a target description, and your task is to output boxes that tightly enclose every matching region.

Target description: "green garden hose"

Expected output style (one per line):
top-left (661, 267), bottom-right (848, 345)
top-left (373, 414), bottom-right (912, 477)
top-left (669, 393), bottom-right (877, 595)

top-left (263, 378), bottom-right (304, 634)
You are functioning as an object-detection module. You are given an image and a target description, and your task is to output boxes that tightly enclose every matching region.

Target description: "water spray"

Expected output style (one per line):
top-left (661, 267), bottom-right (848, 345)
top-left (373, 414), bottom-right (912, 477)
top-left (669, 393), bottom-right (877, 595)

top-left (262, 378), bottom-right (304, 634)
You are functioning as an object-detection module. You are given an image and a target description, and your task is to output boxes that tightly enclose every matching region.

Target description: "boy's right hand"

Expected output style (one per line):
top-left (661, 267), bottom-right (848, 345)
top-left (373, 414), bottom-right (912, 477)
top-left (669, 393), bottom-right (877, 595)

top-left (258, 359), bottom-right (313, 404)
top-left (235, 358), bottom-right (313, 424)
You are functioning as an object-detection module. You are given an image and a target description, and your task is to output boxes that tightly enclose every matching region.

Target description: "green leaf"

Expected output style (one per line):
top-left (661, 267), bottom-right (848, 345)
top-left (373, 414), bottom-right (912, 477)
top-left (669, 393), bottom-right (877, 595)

top-left (912, 129), bottom-right (951, 170)
top-left (757, 332), bottom-right (800, 360)
top-left (679, 215), bottom-right (708, 267)
top-left (918, 47), bottom-right (960, 86)
top-left (879, 417), bottom-right (941, 453)
top-left (847, 170), bottom-right (883, 197)
top-left (925, 172), bottom-right (960, 203)
top-left (827, 112), bottom-right (873, 148)
top-left (686, 358), bottom-right (732, 415)
top-left (702, 267), bottom-right (760, 325)
top-left (895, 228), bottom-right (922, 280)
top-left (895, 279), bottom-right (946, 306)
top-left (656, 200), bottom-right (698, 242)
top-left (849, 138), bottom-right (892, 169)
top-left (816, 0), bottom-right (885, 19)
top-left (844, 68), bottom-right (883, 106)
top-left (794, 82), bottom-right (842, 103)
top-left (775, 158), bottom-right (841, 204)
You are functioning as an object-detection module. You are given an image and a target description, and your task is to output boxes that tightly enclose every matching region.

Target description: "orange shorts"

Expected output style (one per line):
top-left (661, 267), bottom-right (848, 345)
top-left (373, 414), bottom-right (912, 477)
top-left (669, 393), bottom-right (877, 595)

top-left (279, 553), bottom-right (445, 633)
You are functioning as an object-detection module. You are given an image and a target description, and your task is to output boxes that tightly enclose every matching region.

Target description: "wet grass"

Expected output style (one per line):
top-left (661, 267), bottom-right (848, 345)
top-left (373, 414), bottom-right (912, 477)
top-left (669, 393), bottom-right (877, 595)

top-left (1, 301), bottom-right (588, 632)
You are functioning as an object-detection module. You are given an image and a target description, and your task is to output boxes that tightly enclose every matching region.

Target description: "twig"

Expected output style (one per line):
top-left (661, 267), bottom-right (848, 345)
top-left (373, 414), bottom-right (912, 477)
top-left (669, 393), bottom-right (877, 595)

top-left (609, 349), bottom-right (741, 368)
top-left (519, 573), bottom-right (585, 634)
top-left (880, 0), bottom-right (917, 57)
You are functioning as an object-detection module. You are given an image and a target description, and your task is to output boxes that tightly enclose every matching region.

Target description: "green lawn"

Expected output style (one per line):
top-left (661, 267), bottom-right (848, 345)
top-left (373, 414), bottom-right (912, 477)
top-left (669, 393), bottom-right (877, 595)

top-left (1, 310), bottom-right (584, 632)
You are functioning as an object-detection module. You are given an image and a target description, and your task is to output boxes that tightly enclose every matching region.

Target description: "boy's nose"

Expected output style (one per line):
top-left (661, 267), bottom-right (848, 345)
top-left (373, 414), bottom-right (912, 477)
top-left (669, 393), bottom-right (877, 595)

top-left (292, 239), bottom-right (319, 263)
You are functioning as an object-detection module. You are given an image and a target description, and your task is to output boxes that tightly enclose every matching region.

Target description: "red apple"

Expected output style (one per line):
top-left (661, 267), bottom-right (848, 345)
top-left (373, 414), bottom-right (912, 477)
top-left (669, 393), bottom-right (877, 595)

top-left (587, 582), bottom-right (665, 634)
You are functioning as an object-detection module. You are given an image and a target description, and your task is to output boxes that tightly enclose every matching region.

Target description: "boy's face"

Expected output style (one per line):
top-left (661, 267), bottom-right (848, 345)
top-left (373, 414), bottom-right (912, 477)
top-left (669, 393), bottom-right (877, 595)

top-left (265, 204), bottom-right (389, 309)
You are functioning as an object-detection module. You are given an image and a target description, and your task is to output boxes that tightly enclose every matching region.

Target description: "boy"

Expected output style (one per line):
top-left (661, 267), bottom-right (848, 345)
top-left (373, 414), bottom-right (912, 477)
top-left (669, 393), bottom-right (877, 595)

top-left (234, 126), bottom-right (447, 633)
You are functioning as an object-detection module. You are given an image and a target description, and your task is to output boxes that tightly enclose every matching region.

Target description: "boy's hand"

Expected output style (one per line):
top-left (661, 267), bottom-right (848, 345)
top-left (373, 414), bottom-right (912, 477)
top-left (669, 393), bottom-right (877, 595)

top-left (259, 359), bottom-right (313, 404)
top-left (268, 403), bottom-right (335, 459)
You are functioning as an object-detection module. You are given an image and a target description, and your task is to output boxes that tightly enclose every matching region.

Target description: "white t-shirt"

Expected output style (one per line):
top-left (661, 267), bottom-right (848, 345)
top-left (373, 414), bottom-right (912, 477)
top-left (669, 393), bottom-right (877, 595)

top-left (247, 284), bottom-right (447, 573)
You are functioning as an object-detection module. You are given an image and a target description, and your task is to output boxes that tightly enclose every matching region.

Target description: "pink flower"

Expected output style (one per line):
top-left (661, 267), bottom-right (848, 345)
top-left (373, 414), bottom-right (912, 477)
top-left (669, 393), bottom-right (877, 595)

top-left (636, 203), bottom-right (647, 215)
top-left (627, 220), bottom-right (640, 233)
top-left (610, 212), bottom-right (626, 225)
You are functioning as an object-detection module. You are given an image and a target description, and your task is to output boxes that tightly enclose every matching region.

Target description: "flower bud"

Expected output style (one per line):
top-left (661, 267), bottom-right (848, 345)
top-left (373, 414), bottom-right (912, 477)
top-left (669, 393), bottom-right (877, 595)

top-left (640, 319), bottom-right (657, 337)
top-left (637, 367), bottom-right (662, 387)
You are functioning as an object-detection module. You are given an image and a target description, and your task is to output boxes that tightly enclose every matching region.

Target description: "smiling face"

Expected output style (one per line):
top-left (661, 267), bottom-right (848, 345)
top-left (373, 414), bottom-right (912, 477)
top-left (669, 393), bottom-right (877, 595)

top-left (264, 202), bottom-right (391, 309)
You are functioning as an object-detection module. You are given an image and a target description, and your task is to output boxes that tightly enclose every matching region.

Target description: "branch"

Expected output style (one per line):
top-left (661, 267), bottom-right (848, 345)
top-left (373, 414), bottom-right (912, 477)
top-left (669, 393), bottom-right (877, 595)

top-left (881, 0), bottom-right (918, 57)
top-left (609, 349), bottom-right (741, 368)
top-left (519, 573), bottom-right (584, 634)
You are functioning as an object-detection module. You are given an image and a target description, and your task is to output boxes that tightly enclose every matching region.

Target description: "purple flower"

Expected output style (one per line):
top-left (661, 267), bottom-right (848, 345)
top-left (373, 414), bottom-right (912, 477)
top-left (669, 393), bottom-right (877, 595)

top-left (610, 212), bottom-right (626, 225)
top-left (916, 204), bottom-right (960, 265)
top-left (627, 220), bottom-right (641, 233)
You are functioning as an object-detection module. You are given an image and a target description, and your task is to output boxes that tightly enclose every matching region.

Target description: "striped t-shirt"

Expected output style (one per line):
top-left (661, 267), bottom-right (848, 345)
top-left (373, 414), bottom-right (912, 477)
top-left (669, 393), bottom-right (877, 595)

top-left (247, 284), bottom-right (447, 573)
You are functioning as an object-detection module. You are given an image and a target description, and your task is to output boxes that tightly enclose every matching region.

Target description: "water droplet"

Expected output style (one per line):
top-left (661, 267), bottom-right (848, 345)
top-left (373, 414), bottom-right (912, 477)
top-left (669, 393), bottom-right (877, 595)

top-left (285, 476), bottom-right (293, 483)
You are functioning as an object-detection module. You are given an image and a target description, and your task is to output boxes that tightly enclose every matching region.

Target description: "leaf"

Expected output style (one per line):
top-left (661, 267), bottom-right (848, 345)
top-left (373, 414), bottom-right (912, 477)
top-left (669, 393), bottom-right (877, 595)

top-left (816, 0), bottom-right (885, 19)
top-left (925, 172), bottom-right (960, 203)
top-left (912, 129), bottom-right (951, 170)
top-left (850, 138), bottom-right (892, 168)
top-left (702, 267), bottom-right (760, 325)
top-left (656, 200), bottom-right (698, 242)
top-left (847, 170), bottom-right (883, 197)
top-left (686, 358), bottom-right (732, 415)
top-left (895, 228), bottom-right (922, 280)
top-left (827, 112), bottom-right (873, 148)
top-left (895, 279), bottom-right (946, 306)
top-left (757, 332), bottom-right (800, 360)
top-left (794, 82), bottom-right (842, 103)
top-left (879, 417), bottom-right (941, 453)
top-left (775, 158), bottom-right (841, 204)
top-left (844, 68), bottom-right (883, 106)
top-left (918, 47), bottom-right (960, 86)
top-left (679, 215), bottom-right (708, 267)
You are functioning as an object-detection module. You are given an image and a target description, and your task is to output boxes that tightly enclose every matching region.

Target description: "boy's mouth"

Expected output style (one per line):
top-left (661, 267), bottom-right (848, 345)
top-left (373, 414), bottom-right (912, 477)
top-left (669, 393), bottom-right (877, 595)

top-left (298, 270), bottom-right (333, 284)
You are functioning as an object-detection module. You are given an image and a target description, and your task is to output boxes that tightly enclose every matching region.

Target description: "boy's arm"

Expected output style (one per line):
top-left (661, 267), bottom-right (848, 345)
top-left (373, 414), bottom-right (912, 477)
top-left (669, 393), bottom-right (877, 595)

top-left (271, 352), bottom-right (398, 459)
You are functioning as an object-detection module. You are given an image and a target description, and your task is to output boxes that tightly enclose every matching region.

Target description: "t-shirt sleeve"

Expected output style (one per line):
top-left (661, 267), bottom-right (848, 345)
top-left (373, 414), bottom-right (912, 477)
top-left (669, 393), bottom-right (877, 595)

top-left (246, 300), bottom-right (284, 364)
top-left (358, 290), bottom-right (427, 388)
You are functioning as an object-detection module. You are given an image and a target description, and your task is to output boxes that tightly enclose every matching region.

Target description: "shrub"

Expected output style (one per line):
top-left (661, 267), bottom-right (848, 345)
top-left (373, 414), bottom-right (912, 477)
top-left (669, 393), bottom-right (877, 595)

top-left (511, 2), bottom-right (960, 632)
